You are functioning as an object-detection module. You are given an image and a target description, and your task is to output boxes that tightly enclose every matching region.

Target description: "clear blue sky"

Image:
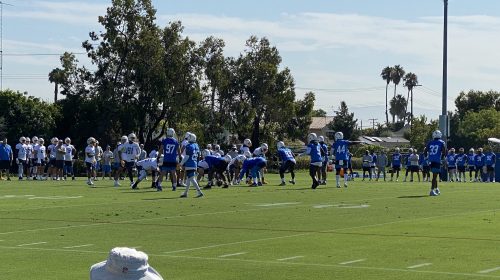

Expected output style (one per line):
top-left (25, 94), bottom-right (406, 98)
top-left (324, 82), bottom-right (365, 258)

top-left (4, 0), bottom-right (500, 125)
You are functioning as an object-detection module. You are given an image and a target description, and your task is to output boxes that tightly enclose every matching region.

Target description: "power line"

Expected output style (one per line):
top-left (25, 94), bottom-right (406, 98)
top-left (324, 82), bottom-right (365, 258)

top-left (3, 52), bottom-right (86, 56)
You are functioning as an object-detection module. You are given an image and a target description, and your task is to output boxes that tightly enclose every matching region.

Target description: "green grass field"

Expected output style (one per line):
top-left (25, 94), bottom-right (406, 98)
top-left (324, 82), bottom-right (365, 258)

top-left (1, 172), bottom-right (500, 280)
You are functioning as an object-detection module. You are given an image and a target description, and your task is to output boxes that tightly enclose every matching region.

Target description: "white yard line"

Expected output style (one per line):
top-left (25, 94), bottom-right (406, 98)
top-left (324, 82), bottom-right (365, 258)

top-left (339, 259), bottom-right (366, 265)
top-left (63, 244), bottom-right (94, 249)
top-left (277, 256), bottom-right (303, 261)
top-left (17, 242), bottom-right (47, 247)
top-left (408, 263), bottom-right (432, 269)
top-left (218, 252), bottom-right (247, 258)
top-left (4, 246), bottom-right (500, 279)
top-left (479, 267), bottom-right (500, 274)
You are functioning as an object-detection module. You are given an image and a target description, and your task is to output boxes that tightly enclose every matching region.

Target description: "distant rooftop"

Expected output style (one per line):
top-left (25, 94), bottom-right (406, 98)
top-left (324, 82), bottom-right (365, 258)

top-left (310, 116), bottom-right (335, 130)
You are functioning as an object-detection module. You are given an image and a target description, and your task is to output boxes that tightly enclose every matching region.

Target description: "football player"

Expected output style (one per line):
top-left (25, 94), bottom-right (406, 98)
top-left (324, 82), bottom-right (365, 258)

top-left (484, 147), bottom-right (496, 183)
top-left (424, 130), bottom-right (446, 196)
top-left (63, 138), bottom-right (76, 180)
top-left (237, 156), bottom-right (267, 187)
top-left (157, 128), bottom-right (181, 191)
top-left (332, 132), bottom-right (360, 188)
top-left (121, 133), bottom-right (141, 186)
top-left (302, 133), bottom-right (322, 189)
top-left (390, 148), bottom-right (402, 182)
top-left (15, 137), bottom-right (28, 180)
top-left (277, 141), bottom-right (296, 186)
top-left (85, 137), bottom-right (97, 186)
top-left (179, 133), bottom-right (204, 198)
top-left (455, 148), bottom-right (467, 182)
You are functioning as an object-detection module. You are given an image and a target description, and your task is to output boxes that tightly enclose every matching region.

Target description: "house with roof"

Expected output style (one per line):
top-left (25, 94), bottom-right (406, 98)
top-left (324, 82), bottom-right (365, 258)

top-left (357, 135), bottom-right (410, 149)
top-left (309, 116), bottom-right (335, 139)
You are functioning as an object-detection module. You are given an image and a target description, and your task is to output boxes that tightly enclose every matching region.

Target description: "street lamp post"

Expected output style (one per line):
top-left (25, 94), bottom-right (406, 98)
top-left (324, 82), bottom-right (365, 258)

top-left (440, 0), bottom-right (449, 144)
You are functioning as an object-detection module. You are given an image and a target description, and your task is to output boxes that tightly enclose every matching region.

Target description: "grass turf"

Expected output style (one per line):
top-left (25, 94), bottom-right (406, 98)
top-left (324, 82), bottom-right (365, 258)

top-left (0, 173), bottom-right (499, 279)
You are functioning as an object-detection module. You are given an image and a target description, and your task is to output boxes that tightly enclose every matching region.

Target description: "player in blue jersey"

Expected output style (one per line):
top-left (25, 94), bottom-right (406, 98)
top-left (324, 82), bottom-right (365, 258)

top-left (424, 130), bottom-right (446, 196)
top-left (238, 156), bottom-right (267, 187)
top-left (467, 148), bottom-right (476, 182)
top-left (179, 133), bottom-right (204, 198)
top-left (484, 148), bottom-right (496, 183)
top-left (157, 128), bottom-right (181, 191)
top-left (474, 148), bottom-right (485, 182)
top-left (204, 155), bottom-right (231, 188)
top-left (390, 147), bottom-right (402, 181)
top-left (446, 148), bottom-right (457, 182)
top-left (419, 151), bottom-right (430, 182)
top-left (276, 141), bottom-right (296, 186)
top-left (318, 136), bottom-right (329, 185)
top-left (331, 132), bottom-right (361, 188)
top-left (455, 147), bottom-right (467, 182)
top-left (302, 133), bottom-right (323, 189)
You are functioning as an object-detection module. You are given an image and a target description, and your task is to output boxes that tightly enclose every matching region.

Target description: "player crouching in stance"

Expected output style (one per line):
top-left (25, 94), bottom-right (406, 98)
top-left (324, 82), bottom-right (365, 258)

top-left (132, 156), bottom-right (159, 190)
top-left (203, 154), bottom-right (232, 189)
top-left (302, 133), bottom-right (322, 189)
top-left (227, 155), bottom-right (246, 185)
top-left (276, 141), bottom-right (296, 186)
top-left (237, 156), bottom-right (267, 187)
top-left (179, 133), bottom-right (204, 198)
top-left (424, 130), bottom-right (446, 196)
top-left (85, 137), bottom-right (97, 186)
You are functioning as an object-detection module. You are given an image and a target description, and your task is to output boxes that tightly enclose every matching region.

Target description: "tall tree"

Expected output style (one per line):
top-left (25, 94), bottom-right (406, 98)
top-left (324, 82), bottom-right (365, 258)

top-left (380, 66), bottom-right (393, 126)
top-left (403, 72), bottom-right (418, 126)
top-left (328, 101), bottom-right (358, 140)
top-left (48, 68), bottom-right (65, 102)
top-left (390, 65), bottom-right (405, 123)
top-left (454, 90), bottom-right (500, 120)
top-left (312, 108), bottom-right (327, 117)
top-left (389, 95), bottom-right (407, 123)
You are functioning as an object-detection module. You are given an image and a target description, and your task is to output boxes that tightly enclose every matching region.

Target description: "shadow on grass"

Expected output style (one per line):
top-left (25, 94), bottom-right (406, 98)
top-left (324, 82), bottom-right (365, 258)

top-left (142, 197), bottom-right (179, 201)
top-left (398, 195), bottom-right (428, 199)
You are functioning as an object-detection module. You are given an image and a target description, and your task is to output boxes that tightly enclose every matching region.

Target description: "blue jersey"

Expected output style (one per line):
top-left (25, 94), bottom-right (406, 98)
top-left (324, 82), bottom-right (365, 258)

top-left (485, 152), bottom-right (496, 165)
top-left (162, 137), bottom-right (179, 163)
top-left (456, 153), bottom-right (466, 167)
top-left (426, 139), bottom-right (445, 163)
top-left (475, 153), bottom-right (485, 167)
top-left (184, 143), bottom-right (199, 169)
top-left (447, 154), bottom-right (456, 167)
top-left (239, 157), bottom-right (267, 179)
top-left (278, 147), bottom-right (295, 162)
top-left (307, 142), bottom-right (322, 163)
top-left (392, 153), bottom-right (401, 166)
top-left (205, 155), bottom-right (226, 169)
top-left (332, 140), bottom-right (349, 161)
top-left (405, 154), bottom-right (411, 167)
top-left (0, 144), bottom-right (12, 160)
top-left (419, 153), bottom-right (429, 166)
top-left (467, 153), bottom-right (475, 165)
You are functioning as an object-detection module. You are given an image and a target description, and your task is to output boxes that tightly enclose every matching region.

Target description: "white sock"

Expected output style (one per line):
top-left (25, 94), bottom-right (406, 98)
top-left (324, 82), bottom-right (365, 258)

top-left (344, 174), bottom-right (348, 182)
top-left (336, 175), bottom-right (340, 186)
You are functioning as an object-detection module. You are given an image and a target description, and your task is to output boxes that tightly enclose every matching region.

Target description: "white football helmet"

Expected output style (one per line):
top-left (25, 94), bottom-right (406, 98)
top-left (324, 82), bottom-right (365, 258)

top-left (469, 148), bottom-right (474, 153)
top-left (432, 130), bottom-right (442, 139)
top-left (307, 133), bottom-right (317, 142)
top-left (408, 148), bottom-right (413, 153)
top-left (52, 137), bottom-right (59, 144)
top-left (224, 155), bottom-right (232, 163)
top-left (395, 147), bottom-right (400, 152)
top-left (19, 136), bottom-right (26, 143)
top-left (188, 133), bottom-right (197, 143)
top-left (235, 155), bottom-right (246, 163)
top-left (260, 143), bottom-right (268, 152)
top-left (25, 137), bottom-right (31, 143)
top-left (334, 132), bottom-right (344, 141)
top-left (128, 133), bottom-right (137, 141)
top-left (206, 144), bottom-right (212, 150)
top-left (202, 149), bottom-right (211, 158)
top-left (214, 144), bottom-right (221, 150)
top-left (32, 136), bottom-right (38, 143)
top-left (65, 137), bottom-right (71, 144)
top-left (318, 136), bottom-right (325, 143)
top-left (243, 139), bottom-right (252, 147)
top-left (277, 141), bottom-right (285, 149)
top-left (184, 132), bottom-right (191, 140)
top-left (38, 138), bottom-right (45, 144)
top-left (166, 128), bottom-right (175, 138)
top-left (120, 135), bottom-right (128, 144)
top-left (87, 137), bottom-right (96, 145)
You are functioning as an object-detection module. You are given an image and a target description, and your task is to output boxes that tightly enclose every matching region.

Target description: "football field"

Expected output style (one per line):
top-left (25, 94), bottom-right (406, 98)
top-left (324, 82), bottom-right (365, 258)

top-left (1, 173), bottom-right (500, 279)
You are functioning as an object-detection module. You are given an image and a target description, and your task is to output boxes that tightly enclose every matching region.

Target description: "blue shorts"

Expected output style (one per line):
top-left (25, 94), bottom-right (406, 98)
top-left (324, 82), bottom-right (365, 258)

top-left (430, 162), bottom-right (441, 173)
top-left (161, 161), bottom-right (177, 172)
top-left (186, 170), bottom-right (196, 178)
top-left (102, 164), bottom-right (111, 174)
top-left (113, 162), bottom-right (121, 170)
top-left (335, 160), bottom-right (347, 170)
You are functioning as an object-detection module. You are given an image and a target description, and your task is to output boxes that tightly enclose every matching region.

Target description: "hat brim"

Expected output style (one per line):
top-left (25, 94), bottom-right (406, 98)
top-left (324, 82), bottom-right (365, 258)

top-left (90, 261), bottom-right (163, 280)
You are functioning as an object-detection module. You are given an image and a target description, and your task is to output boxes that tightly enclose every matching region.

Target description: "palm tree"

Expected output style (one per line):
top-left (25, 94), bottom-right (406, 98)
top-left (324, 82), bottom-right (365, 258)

top-left (380, 66), bottom-right (393, 126)
top-left (390, 65), bottom-right (405, 123)
top-left (390, 94), bottom-right (407, 123)
top-left (403, 72), bottom-right (418, 126)
top-left (48, 68), bottom-right (65, 102)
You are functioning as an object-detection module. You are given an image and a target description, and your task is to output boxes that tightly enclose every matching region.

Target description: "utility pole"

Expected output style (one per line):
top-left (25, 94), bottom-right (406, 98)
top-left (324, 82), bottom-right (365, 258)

top-left (0, 1), bottom-right (13, 92)
top-left (440, 0), bottom-right (449, 145)
top-left (369, 118), bottom-right (378, 130)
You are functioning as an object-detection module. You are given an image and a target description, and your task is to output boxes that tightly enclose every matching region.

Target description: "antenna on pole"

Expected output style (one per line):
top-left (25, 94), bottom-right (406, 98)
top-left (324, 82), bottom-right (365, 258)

top-left (0, 1), bottom-right (14, 92)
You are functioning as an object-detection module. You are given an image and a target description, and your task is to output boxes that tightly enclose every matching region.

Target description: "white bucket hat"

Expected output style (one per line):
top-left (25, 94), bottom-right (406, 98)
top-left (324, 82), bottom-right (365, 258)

top-left (90, 247), bottom-right (163, 280)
